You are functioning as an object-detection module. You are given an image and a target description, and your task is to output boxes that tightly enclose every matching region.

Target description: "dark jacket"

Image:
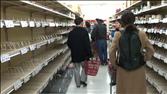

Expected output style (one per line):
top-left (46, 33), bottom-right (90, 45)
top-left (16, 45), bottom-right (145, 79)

top-left (67, 26), bottom-right (92, 63)
top-left (91, 23), bottom-right (107, 41)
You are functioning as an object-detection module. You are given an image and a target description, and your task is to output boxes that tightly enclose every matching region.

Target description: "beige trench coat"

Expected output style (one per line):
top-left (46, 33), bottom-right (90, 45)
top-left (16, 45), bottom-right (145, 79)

top-left (109, 31), bottom-right (154, 94)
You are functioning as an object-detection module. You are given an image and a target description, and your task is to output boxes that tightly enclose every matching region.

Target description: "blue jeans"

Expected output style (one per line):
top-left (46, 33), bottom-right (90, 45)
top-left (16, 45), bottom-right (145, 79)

top-left (97, 39), bottom-right (107, 64)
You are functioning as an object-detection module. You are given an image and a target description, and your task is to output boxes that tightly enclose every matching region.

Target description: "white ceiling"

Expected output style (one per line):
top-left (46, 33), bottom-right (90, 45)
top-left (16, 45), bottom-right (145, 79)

top-left (59, 1), bottom-right (125, 20)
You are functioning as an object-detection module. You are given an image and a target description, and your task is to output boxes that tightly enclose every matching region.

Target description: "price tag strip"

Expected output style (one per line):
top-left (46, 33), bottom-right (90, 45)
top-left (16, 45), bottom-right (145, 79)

top-left (29, 21), bottom-right (35, 27)
top-left (4, 20), bottom-right (14, 28)
top-left (29, 44), bottom-right (36, 51)
top-left (1, 54), bottom-right (10, 63)
top-left (23, 74), bottom-right (31, 83)
top-left (20, 21), bottom-right (28, 27)
top-left (20, 47), bottom-right (29, 55)
top-left (0, 20), bottom-right (4, 28)
top-left (14, 80), bottom-right (22, 90)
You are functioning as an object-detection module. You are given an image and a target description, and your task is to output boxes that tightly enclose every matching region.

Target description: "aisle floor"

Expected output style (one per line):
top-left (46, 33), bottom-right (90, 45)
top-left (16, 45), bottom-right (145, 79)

top-left (66, 66), bottom-right (116, 94)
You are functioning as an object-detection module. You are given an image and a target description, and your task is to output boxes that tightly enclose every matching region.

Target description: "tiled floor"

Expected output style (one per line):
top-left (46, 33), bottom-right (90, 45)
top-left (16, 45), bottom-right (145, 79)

top-left (66, 66), bottom-right (116, 94)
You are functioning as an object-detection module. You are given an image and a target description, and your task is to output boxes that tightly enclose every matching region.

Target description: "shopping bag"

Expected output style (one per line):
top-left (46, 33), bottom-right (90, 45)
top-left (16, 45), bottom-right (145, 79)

top-left (84, 60), bottom-right (100, 76)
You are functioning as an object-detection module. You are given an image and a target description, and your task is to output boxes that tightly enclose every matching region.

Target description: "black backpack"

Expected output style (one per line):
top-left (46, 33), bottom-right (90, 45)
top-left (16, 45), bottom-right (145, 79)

top-left (117, 30), bottom-right (145, 70)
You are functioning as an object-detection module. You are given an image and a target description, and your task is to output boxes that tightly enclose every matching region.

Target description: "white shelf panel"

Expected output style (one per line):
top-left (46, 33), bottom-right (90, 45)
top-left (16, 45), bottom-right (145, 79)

top-left (12, 49), bottom-right (70, 94)
top-left (153, 52), bottom-right (167, 64)
top-left (149, 40), bottom-right (167, 50)
top-left (146, 61), bottom-right (167, 80)
top-left (0, 20), bottom-right (73, 28)
top-left (147, 81), bottom-right (159, 94)
top-left (0, 37), bottom-right (61, 63)
top-left (135, 18), bottom-right (167, 24)
top-left (135, 4), bottom-right (167, 15)
top-left (146, 67), bottom-right (167, 94)
top-left (1, 46), bottom-right (66, 94)
top-left (21, 1), bottom-right (74, 20)
top-left (55, 37), bottom-right (68, 44)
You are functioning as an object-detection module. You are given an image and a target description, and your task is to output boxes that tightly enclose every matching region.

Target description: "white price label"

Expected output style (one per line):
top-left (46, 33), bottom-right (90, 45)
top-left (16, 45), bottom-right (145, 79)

top-left (43, 22), bottom-right (49, 27)
top-left (29, 21), bottom-right (35, 27)
top-left (20, 21), bottom-right (28, 27)
top-left (14, 80), bottom-right (22, 90)
top-left (32, 71), bottom-right (36, 77)
top-left (1, 54), bottom-right (10, 63)
top-left (165, 75), bottom-right (167, 80)
top-left (29, 44), bottom-right (36, 51)
top-left (44, 61), bottom-right (48, 66)
top-left (157, 42), bottom-right (163, 47)
top-left (50, 38), bottom-right (55, 43)
top-left (163, 44), bottom-right (167, 49)
top-left (0, 21), bottom-right (4, 28)
top-left (164, 58), bottom-right (167, 64)
top-left (20, 47), bottom-right (28, 55)
top-left (23, 75), bottom-right (30, 83)
top-left (4, 20), bottom-right (14, 28)
top-left (35, 22), bottom-right (41, 27)
top-left (48, 40), bottom-right (51, 44)
top-left (49, 22), bottom-right (55, 27)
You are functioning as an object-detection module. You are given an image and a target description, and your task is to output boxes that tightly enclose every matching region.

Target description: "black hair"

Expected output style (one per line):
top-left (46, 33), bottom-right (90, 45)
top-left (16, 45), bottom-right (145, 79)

top-left (74, 17), bottom-right (83, 25)
top-left (121, 10), bottom-right (138, 32)
top-left (85, 21), bottom-right (91, 28)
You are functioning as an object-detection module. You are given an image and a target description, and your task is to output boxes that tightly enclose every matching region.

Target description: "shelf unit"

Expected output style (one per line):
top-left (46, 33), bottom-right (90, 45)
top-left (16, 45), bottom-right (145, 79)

top-left (1, 1), bottom-right (74, 94)
top-left (110, 0), bottom-right (167, 93)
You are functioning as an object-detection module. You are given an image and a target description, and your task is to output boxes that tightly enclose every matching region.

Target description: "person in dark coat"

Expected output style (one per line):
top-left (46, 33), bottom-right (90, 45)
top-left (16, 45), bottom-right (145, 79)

top-left (67, 17), bottom-right (92, 88)
top-left (91, 18), bottom-right (108, 65)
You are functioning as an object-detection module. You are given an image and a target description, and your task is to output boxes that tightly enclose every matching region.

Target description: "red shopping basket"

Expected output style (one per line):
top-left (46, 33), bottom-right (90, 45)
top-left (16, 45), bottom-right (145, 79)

top-left (84, 60), bottom-right (100, 76)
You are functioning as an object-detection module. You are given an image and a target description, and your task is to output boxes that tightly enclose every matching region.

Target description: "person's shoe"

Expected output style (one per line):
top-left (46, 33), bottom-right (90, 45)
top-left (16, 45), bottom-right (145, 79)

top-left (76, 85), bottom-right (80, 88)
top-left (80, 81), bottom-right (87, 87)
top-left (112, 82), bottom-right (116, 86)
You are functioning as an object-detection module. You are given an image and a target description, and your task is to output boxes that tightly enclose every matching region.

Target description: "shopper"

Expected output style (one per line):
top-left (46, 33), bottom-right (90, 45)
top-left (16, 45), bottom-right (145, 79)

top-left (67, 17), bottom-right (92, 88)
top-left (85, 21), bottom-right (91, 33)
top-left (109, 11), bottom-right (154, 94)
top-left (85, 21), bottom-right (92, 42)
top-left (111, 19), bottom-right (122, 41)
top-left (91, 18), bottom-right (108, 65)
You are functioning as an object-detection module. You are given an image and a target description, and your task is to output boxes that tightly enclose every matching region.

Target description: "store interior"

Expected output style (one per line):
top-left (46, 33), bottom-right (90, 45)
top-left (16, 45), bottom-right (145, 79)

top-left (1, 1), bottom-right (167, 94)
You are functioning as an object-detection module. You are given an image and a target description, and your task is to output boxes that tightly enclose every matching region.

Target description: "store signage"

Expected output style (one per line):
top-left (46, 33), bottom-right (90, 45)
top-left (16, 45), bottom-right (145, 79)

top-left (20, 21), bottom-right (28, 27)
top-left (29, 21), bottom-right (35, 27)
top-left (1, 54), bottom-right (10, 63)
top-left (4, 20), bottom-right (14, 28)
top-left (14, 80), bottom-right (22, 90)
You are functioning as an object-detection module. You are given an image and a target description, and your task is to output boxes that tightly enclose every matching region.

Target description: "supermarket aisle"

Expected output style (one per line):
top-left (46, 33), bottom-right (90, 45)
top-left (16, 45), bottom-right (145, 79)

top-left (66, 66), bottom-right (116, 94)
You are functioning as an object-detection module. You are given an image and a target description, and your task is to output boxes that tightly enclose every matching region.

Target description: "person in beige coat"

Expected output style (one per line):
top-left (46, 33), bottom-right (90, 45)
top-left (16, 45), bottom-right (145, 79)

top-left (109, 11), bottom-right (155, 94)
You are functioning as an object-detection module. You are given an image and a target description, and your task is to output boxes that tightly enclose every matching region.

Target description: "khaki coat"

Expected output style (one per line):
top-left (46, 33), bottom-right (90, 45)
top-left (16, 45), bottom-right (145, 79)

top-left (109, 31), bottom-right (155, 94)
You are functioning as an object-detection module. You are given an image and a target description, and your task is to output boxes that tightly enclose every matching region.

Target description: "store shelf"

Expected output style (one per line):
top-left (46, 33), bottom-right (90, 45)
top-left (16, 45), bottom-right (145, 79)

top-left (1, 1), bottom-right (74, 20)
top-left (0, 36), bottom-right (63, 63)
top-left (55, 37), bottom-right (68, 44)
top-left (0, 20), bottom-right (73, 28)
top-left (147, 81), bottom-right (159, 94)
top-left (116, 1), bottom-right (142, 15)
top-left (1, 45), bottom-right (67, 94)
top-left (135, 4), bottom-right (167, 15)
top-left (146, 60), bottom-right (167, 80)
top-left (146, 67), bottom-right (167, 94)
top-left (12, 50), bottom-right (70, 94)
top-left (149, 40), bottom-right (167, 50)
